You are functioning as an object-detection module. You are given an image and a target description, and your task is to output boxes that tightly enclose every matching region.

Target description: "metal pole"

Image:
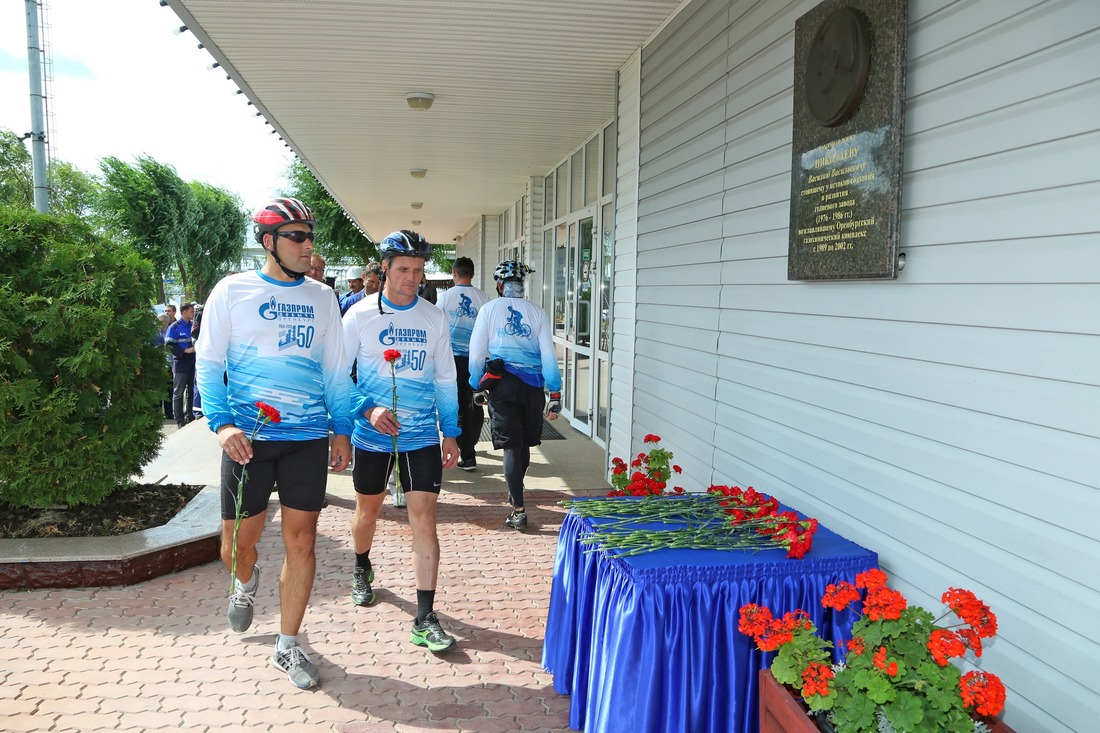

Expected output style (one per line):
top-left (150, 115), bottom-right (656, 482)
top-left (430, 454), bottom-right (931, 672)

top-left (25, 0), bottom-right (49, 213)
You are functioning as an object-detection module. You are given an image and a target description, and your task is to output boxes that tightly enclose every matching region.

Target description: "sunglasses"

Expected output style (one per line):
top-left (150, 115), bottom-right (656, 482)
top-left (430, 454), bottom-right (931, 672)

top-left (275, 230), bottom-right (316, 243)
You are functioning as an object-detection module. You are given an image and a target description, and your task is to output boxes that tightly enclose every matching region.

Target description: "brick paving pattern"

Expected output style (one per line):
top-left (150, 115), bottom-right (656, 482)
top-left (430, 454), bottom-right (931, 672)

top-left (2, 485), bottom-right (600, 732)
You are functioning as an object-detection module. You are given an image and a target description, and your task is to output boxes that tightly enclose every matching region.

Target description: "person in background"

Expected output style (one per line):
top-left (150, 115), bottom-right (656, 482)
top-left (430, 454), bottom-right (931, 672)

top-left (190, 305), bottom-right (205, 419)
top-left (306, 253), bottom-right (327, 282)
top-left (156, 314), bottom-right (174, 419)
top-left (468, 261), bottom-right (562, 531)
top-left (435, 257), bottom-right (491, 471)
top-left (342, 229), bottom-right (460, 653)
top-left (196, 197), bottom-right (352, 690)
top-left (165, 302), bottom-right (196, 428)
top-left (340, 266), bottom-right (367, 315)
top-left (418, 274), bottom-right (438, 304)
top-left (363, 262), bottom-right (382, 296)
top-left (166, 303), bottom-right (177, 323)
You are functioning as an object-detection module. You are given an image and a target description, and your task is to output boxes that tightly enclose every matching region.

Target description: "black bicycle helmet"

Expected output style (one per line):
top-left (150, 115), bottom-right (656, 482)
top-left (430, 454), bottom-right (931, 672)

top-left (379, 230), bottom-right (431, 260)
top-left (493, 260), bottom-right (533, 283)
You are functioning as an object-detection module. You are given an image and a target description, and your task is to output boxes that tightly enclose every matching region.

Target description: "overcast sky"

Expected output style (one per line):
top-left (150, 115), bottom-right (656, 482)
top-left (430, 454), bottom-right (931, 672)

top-left (0, 0), bottom-right (290, 209)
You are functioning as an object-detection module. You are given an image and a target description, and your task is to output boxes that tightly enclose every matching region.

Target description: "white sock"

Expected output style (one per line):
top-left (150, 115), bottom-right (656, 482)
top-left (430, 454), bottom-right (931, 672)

top-left (237, 568), bottom-right (259, 591)
top-left (276, 634), bottom-right (298, 651)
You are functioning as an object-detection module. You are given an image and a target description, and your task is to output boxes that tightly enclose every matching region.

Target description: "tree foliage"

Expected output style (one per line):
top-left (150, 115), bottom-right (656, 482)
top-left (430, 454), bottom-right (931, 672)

top-left (0, 128), bottom-right (100, 217)
top-left (282, 157), bottom-right (377, 264)
top-left (0, 208), bottom-right (165, 508)
top-left (0, 129), bottom-right (33, 208)
top-left (97, 155), bottom-right (242, 304)
top-left (183, 181), bottom-right (245, 303)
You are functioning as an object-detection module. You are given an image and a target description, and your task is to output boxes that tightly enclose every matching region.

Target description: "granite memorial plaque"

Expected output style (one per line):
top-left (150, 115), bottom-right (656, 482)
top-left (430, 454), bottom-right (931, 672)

top-left (788, 0), bottom-right (908, 281)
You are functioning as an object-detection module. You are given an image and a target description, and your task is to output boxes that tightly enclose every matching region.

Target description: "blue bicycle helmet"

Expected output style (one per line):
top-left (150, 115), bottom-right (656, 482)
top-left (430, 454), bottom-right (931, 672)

top-left (379, 230), bottom-right (431, 259)
top-left (493, 260), bottom-right (533, 283)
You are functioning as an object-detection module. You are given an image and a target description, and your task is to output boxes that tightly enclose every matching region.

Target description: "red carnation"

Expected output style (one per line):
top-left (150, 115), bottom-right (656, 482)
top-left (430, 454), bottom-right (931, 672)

top-left (255, 401), bottom-right (281, 424)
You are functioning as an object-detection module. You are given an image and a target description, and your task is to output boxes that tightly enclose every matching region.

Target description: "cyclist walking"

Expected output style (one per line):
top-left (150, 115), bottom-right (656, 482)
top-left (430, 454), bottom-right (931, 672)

top-left (342, 230), bottom-right (461, 652)
top-left (468, 261), bottom-right (562, 530)
top-left (435, 257), bottom-right (491, 471)
top-left (196, 197), bottom-right (352, 690)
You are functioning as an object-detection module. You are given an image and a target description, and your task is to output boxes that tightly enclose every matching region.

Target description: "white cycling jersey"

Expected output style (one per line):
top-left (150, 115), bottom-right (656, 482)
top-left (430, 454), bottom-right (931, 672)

top-left (196, 270), bottom-right (353, 440)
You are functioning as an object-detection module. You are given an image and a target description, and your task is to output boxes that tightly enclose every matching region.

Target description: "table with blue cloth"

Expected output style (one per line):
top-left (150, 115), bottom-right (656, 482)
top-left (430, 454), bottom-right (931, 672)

top-left (542, 505), bottom-right (877, 733)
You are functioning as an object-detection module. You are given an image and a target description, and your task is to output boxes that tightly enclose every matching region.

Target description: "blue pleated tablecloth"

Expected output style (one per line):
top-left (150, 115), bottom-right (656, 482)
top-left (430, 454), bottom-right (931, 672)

top-left (542, 506), bottom-right (878, 733)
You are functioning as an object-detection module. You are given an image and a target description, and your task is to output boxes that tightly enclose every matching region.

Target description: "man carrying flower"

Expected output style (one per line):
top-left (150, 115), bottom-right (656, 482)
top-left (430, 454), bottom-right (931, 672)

top-left (342, 229), bottom-right (461, 653)
top-left (196, 197), bottom-right (353, 690)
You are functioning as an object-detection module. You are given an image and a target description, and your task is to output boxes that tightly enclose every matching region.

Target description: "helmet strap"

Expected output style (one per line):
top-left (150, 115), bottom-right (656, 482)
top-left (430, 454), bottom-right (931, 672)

top-left (267, 234), bottom-right (307, 281)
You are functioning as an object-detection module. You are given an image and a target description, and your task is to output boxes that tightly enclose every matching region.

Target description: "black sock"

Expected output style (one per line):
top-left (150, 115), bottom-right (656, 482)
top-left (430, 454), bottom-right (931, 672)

top-left (355, 551), bottom-right (371, 573)
top-left (416, 589), bottom-right (435, 624)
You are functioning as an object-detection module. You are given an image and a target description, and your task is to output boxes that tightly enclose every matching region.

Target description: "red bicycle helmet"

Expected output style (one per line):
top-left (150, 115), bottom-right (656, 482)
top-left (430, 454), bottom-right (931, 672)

top-left (252, 197), bottom-right (315, 243)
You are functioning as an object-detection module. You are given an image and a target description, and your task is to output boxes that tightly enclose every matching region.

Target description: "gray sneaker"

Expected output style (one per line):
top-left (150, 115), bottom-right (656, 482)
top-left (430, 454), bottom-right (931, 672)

top-left (227, 566), bottom-right (259, 632)
top-left (410, 611), bottom-right (456, 652)
top-left (351, 567), bottom-right (377, 606)
top-left (270, 644), bottom-right (320, 689)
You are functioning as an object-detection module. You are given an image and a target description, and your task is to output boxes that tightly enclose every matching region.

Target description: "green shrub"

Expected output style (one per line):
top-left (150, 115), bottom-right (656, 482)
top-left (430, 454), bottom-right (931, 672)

top-left (0, 207), bottom-right (165, 507)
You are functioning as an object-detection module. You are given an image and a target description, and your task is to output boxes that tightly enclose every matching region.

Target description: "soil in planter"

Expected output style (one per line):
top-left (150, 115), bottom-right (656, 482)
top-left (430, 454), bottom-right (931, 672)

top-left (0, 483), bottom-right (204, 539)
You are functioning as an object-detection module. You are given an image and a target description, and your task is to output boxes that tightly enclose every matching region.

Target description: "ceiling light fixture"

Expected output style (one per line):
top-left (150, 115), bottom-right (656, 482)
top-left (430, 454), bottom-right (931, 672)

top-left (172, 25), bottom-right (188, 35)
top-left (409, 168), bottom-right (427, 179)
top-left (411, 220), bottom-right (422, 226)
top-left (405, 92), bottom-right (435, 110)
top-left (207, 62), bottom-right (220, 70)
top-left (410, 202), bottom-right (423, 210)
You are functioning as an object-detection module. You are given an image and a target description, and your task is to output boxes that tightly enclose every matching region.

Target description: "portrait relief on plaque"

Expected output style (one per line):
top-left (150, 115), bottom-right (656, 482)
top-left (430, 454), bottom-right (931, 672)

top-left (805, 7), bottom-right (871, 127)
top-left (788, 0), bottom-right (908, 281)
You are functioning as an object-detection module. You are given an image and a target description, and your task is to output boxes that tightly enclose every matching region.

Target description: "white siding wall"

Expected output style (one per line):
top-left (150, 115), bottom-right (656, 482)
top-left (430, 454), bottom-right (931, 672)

top-left (607, 49), bottom-right (642, 471)
top-left (457, 218), bottom-right (487, 290)
top-left (526, 177), bottom-right (546, 300)
top-left (626, 0), bottom-right (1100, 730)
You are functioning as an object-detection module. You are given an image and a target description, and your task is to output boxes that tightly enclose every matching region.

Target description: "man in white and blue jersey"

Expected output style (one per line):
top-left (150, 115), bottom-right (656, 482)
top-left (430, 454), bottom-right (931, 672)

top-left (468, 260), bottom-right (562, 531)
top-left (342, 229), bottom-right (461, 653)
top-left (435, 256), bottom-right (491, 471)
top-left (196, 197), bottom-right (352, 690)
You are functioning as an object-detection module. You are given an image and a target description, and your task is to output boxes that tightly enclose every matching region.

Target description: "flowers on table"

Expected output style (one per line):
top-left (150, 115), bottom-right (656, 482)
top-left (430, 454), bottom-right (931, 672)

top-left (568, 436), bottom-right (818, 558)
top-left (383, 348), bottom-right (403, 503)
top-left (228, 401), bottom-right (281, 594)
top-left (609, 433), bottom-right (682, 496)
top-left (739, 569), bottom-right (1007, 733)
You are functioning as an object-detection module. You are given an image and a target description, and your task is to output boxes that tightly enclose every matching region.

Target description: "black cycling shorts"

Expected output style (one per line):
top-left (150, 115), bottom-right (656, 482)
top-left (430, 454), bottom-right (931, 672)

top-left (487, 373), bottom-right (545, 449)
top-left (220, 438), bottom-right (329, 520)
top-left (352, 444), bottom-right (443, 496)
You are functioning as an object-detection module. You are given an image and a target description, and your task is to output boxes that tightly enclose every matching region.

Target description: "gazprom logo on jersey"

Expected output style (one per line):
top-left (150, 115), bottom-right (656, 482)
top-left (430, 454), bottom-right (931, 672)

top-left (378, 322), bottom-right (428, 345)
top-left (259, 296), bottom-right (316, 322)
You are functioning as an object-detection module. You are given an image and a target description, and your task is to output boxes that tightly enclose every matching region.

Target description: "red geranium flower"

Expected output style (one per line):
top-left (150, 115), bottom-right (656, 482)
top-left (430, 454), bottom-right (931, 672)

top-left (960, 670), bottom-right (1007, 718)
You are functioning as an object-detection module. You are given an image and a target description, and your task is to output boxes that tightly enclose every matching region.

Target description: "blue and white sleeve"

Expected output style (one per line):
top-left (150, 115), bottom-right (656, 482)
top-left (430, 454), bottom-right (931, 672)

top-left (195, 284), bottom-right (233, 433)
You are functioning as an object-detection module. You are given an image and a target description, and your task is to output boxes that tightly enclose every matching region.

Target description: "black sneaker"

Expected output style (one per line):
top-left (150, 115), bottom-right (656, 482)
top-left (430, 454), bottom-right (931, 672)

top-left (505, 510), bottom-right (528, 530)
top-left (456, 459), bottom-right (477, 472)
top-left (351, 567), bottom-right (376, 606)
top-left (410, 611), bottom-right (456, 652)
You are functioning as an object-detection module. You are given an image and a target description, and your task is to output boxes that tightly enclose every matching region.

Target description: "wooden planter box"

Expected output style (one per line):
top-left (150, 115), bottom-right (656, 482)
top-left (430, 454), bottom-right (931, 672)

top-left (758, 670), bottom-right (1016, 733)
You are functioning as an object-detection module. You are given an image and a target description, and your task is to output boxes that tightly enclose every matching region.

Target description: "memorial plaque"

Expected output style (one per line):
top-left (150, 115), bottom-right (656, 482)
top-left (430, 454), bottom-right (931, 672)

top-left (788, 0), bottom-right (908, 281)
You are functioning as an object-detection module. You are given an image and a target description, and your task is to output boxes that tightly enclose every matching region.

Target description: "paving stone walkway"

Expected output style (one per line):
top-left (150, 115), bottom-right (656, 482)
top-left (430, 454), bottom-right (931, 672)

top-left (2, 419), bottom-right (609, 732)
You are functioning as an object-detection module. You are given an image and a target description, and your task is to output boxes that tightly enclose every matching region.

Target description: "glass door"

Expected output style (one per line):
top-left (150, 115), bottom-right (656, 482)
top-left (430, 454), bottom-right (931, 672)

top-left (571, 216), bottom-right (594, 428)
top-left (552, 213), bottom-right (596, 434)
